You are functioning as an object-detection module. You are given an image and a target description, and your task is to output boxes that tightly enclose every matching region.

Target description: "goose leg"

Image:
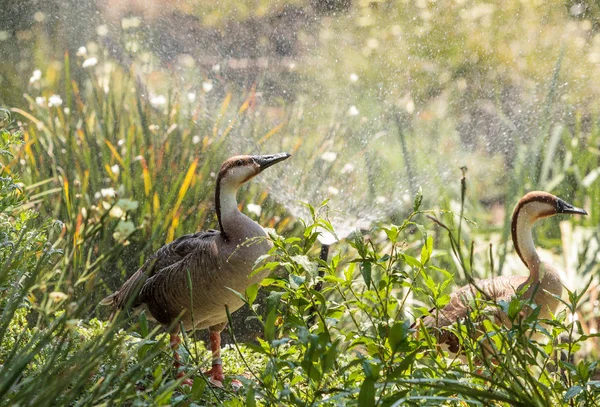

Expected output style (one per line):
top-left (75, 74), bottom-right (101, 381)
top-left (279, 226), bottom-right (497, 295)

top-left (204, 325), bottom-right (225, 387)
top-left (170, 332), bottom-right (193, 386)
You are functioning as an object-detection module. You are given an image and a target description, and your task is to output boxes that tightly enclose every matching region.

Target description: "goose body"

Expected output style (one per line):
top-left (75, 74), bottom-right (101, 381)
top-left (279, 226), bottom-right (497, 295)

top-left (101, 153), bottom-right (291, 386)
top-left (419, 191), bottom-right (586, 354)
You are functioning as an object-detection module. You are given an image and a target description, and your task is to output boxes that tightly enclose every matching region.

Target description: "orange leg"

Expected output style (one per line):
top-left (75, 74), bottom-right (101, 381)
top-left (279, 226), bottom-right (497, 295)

top-left (170, 333), bottom-right (193, 386)
top-left (204, 330), bottom-right (225, 387)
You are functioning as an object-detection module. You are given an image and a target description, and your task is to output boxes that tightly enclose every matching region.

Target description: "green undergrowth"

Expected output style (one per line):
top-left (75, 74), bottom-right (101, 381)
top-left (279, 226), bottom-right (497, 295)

top-left (1, 118), bottom-right (598, 406)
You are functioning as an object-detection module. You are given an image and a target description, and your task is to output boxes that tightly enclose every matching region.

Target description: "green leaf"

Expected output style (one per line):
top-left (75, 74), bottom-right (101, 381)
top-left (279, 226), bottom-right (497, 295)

top-left (245, 386), bottom-right (257, 407)
top-left (358, 377), bottom-right (375, 407)
top-left (191, 377), bottom-right (206, 400)
top-left (138, 311), bottom-right (149, 337)
top-left (264, 307), bottom-right (277, 342)
top-left (422, 272), bottom-right (438, 297)
top-left (361, 262), bottom-right (372, 289)
top-left (267, 291), bottom-right (285, 309)
top-left (388, 348), bottom-right (419, 379)
top-left (153, 365), bottom-right (163, 390)
top-left (291, 254), bottom-right (316, 275)
top-left (388, 321), bottom-right (410, 353)
top-left (564, 385), bottom-right (582, 401)
top-left (353, 232), bottom-right (367, 258)
top-left (420, 235), bottom-right (433, 265)
top-left (290, 274), bottom-right (305, 290)
top-left (225, 286), bottom-right (247, 303)
top-left (321, 340), bottom-right (339, 374)
top-left (413, 186), bottom-right (423, 211)
top-left (400, 253), bottom-right (421, 268)
top-left (382, 225), bottom-right (399, 243)
top-left (245, 283), bottom-right (259, 306)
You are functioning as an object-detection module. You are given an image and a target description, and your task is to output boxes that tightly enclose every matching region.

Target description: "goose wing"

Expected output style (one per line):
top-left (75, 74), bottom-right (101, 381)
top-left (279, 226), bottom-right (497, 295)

top-left (417, 275), bottom-right (527, 352)
top-left (101, 230), bottom-right (220, 310)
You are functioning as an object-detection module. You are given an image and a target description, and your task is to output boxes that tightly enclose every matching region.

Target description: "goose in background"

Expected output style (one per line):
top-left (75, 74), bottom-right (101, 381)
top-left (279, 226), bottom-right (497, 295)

top-left (101, 153), bottom-right (291, 387)
top-left (417, 191), bottom-right (587, 355)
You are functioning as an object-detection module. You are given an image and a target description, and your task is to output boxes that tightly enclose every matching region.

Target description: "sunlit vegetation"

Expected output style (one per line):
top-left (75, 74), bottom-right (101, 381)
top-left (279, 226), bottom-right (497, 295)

top-left (1, 0), bottom-right (600, 405)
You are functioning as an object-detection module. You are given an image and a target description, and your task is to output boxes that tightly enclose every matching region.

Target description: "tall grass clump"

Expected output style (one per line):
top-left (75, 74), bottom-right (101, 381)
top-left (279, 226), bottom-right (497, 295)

top-left (0, 109), bottom-right (204, 406)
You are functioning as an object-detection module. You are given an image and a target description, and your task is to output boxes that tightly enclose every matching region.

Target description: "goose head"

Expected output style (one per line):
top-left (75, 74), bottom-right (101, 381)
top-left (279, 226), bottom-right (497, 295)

top-left (511, 191), bottom-right (587, 268)
top-left (512, 192), bottom-right (587, 225)
top-left (218, 153), bottom-right (291, 188)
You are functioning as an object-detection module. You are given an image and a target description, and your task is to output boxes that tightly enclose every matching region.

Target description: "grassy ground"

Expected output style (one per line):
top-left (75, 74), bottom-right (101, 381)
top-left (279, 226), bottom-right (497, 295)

top-left (1, 0), bottom-right (600, 405)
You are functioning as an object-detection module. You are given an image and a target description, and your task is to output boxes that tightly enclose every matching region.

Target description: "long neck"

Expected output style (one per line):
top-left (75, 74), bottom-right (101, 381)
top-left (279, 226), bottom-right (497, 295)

top-left (215, 176), bottom-right (263, 242)
top-left (511, 205), bottom-right (542, 285)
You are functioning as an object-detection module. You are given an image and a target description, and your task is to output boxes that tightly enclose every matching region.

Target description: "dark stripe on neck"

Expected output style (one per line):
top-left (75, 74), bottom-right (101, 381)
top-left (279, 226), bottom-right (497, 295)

top-left (511, 193), bottom-right (554, 268)
top-left (511, 202), bottom-right (527, 268)
top-left (214, 172), bottom-right (227, 239)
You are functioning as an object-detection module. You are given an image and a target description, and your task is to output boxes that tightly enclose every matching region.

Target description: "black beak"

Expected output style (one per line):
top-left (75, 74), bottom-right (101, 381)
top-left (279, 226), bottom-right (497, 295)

top-left (254, 153), bottom-right (291, 171)
top-left (557, 199), bottom-right (588, 216)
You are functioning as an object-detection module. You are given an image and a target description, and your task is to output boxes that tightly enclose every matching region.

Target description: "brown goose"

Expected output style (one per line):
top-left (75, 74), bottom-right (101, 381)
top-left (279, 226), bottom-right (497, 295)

top-left (101, 153), bottom-right (290, 387)
top-left (418, 191), bottom-right (587, 355)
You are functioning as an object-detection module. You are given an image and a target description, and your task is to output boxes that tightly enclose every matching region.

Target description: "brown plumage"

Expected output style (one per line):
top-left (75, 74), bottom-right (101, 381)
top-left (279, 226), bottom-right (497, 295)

top-left (101, 153), bottom-right (291, 386)
top-left (417, 191), bottom-right (587, 355)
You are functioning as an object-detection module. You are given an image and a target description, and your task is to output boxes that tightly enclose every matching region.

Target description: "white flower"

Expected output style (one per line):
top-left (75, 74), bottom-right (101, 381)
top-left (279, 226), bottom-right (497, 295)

top-left (109, 206), bottom-right (124, 218)
top-left (97, 25), bottom-right (109, 37)
top-left (111, 164), bottom-right (120, 174)
top-left (150, 95), bottom-right (167, 107)
top-left (192, 135), bottom-right (201, 144)
top-left (321, 151), bottom-right (337, 163)
top-left (570, 3), bottom-right (585, 16)
top-left (122, 17), bottom-right (141, 30)
top-left (349, 73), bottom-right (359, 82)
top-left (187, 92), bottom-right (196, 103)
top-left (29, 69), bottom-right (42, 84)
top-left (341, 163), bottom-right (355, 174)
top-left (366, 38), bottom-right (379, 49)
top-left (34, 12), bottom-right (46, 22)
top-left (82, 57), bottom-right (98, 68)
top-left (76, 46), bottom-right (87, 57)
top-left (202, 81), bottom-right (213, 93)
top-left (348, 106), bottom-right (359, 116)
top-left (48, 94), bottom-right (63, 107)
top-left (35, 96), bottom-right (47, 107)
top-left (376, 196), bottom-right (387, 204)
top-left (100, 187), bottom-right (116, 198)
top-left (247, 203), bottom-right (262, 217)
top-left (328, 186), bottom-right (339, 195)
